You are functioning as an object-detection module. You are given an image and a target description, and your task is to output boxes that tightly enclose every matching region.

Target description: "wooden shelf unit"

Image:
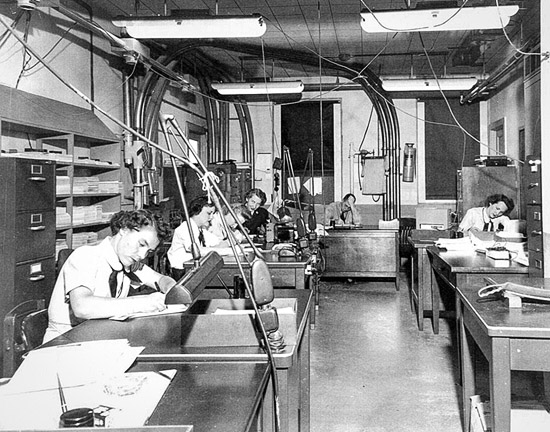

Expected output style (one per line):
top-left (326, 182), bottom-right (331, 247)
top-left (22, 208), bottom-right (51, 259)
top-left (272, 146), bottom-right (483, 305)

top-left (0, 84), bottom-right (122, 252)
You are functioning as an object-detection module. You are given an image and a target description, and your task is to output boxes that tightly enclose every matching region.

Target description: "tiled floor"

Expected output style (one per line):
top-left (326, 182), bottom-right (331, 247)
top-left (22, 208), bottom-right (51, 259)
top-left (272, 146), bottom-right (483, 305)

top-left (309, 275), bottom-right (463, 432)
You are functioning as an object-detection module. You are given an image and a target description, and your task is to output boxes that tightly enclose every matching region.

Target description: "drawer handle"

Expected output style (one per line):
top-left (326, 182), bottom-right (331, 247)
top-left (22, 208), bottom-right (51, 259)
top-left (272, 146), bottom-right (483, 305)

top-left (531, 230), bottom-right (542, 236)
top-left (28, 176), bottom-right (46, 182)
top-left (28, 225), bottom-right (46, 231)
top-left (528, 182), bottom-right (539, 189)
top-left (29, 274), bottom-right (45, 281)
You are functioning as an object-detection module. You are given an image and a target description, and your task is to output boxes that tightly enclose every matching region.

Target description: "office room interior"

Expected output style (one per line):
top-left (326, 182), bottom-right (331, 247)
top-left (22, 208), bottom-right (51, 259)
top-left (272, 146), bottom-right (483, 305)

top-left (0, 0), bottom-right (549, 431)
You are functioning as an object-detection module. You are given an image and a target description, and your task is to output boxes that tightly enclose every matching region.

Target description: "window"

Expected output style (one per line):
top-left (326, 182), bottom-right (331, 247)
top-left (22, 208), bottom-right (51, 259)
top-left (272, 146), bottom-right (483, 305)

top-left (281, 101), bottom-right (336, 205)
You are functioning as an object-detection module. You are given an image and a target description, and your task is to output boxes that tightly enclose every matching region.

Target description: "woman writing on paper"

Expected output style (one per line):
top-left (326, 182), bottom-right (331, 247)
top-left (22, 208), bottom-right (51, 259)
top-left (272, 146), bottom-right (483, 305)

top-left (44, 210), bottom-right (177, 342)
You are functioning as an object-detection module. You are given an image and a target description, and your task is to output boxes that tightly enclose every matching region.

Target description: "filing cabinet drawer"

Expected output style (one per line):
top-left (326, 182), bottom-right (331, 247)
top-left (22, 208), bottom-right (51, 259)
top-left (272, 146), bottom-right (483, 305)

top-left (526, 205), bottom-right (543, 252)
top-left (15, 210), bottom-right (55, 262)
top-left (16, 159), bottom-right (55, 211)
top-left (528, 250), bottom-right (544, 278)
top-left (14, 257), bottom-right (56, 305)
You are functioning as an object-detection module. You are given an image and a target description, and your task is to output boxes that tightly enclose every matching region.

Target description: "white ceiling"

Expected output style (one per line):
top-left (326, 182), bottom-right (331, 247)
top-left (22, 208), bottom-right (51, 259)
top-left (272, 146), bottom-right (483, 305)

top-left (90, 0), bottom-right (539, 83)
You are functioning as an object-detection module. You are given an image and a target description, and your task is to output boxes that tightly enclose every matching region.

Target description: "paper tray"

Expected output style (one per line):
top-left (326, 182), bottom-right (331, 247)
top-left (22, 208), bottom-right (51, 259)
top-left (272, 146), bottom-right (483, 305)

top-left (180, 298), bottom-right (298, 347)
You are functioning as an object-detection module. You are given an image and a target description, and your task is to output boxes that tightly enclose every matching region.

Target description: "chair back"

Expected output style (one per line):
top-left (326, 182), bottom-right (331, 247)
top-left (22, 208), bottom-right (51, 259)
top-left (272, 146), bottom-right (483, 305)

top-left (56, 248), bottom-right (74, 277)
top-left (3, 299), bottom-right (48, 377)
top-left (399, 217), bottom-right (417, 257)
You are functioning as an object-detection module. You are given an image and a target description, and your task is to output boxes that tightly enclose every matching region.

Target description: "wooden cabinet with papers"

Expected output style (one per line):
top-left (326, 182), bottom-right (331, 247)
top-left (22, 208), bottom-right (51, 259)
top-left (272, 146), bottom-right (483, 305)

top-left (0, 84), bottom-right (122, 255)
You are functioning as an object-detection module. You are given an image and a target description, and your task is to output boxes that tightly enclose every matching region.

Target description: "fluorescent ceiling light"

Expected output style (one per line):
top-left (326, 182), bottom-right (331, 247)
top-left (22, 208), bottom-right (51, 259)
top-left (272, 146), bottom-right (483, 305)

top-left (360, 5), bottom-right (519, 33)
top-left (381, 78), bottom-right (478, 92)
top-left (112, 14), bottom-right (267, 39)
top-left (211, 81), bottom-right (304, 95)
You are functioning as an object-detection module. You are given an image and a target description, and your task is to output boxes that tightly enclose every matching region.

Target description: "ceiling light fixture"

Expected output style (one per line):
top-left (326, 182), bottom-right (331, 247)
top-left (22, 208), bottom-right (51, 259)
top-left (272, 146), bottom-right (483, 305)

top-left (381, 78), bottom-right (478, 92)
top-left (112, 13), bottom-right (267, 39)
top-left (360, 5), bottom-right (519, 33)
top-left (211, 81), bottom-right (304, 95)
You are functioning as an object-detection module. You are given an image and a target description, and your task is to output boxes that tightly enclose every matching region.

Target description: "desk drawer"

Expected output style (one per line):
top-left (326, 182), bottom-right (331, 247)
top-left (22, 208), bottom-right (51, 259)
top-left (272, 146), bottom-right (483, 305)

top-left (430, 254), bottom-right (454, 286)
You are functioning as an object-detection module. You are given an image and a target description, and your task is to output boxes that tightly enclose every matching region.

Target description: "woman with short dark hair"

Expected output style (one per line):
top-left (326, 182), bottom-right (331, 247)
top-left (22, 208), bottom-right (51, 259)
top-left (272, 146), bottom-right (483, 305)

top-left (44, 209), bottom-right (176, 342)
top-left (458, 193), bottom-right (515, 233)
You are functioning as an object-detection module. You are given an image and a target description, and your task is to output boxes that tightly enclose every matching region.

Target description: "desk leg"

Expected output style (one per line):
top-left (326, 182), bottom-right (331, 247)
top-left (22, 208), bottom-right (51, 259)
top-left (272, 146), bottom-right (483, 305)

top-left (460, 305), bottom-right (475, 429)
top-left (417, 249), bottom-right (429, 332)
top-left (490, 338), bottom-right (512, 432)
top-left (300, 319), bottom-right (311, 432)
top-left (278, 368), bottom-right (290, 432)
top-left (309, 275), bottom-right (317, 330)
top-left (430, 261), bottom-right (440, 335)
top-left (410, 250), bottom-right (416, 312)
top-left (262, 377), bottom-right (275, 432)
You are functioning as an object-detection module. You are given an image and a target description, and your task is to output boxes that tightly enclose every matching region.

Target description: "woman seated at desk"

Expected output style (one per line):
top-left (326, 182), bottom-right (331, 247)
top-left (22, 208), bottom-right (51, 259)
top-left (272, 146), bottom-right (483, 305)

top-left (168, 196), bottom-right (234, 276)
top-left (209, 203), bottom-right (250, 244)
top-left (44, 210), bottom-right (176, 343)
top-left (458, 193), bottom-right (515, 234)
top-left (242, 188), bottom-right (270, 235)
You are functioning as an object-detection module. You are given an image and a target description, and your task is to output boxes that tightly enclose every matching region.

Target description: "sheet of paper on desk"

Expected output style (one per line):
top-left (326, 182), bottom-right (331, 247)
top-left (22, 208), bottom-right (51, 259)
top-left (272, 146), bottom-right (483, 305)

top-left (435, 237), bottom-right (475, 251)
top-left (3, 339), bottom-right (144, 394)
top-left (110, 304), bottom-right (188, 321)
top-left (0, 369), bottom-right (177, 430)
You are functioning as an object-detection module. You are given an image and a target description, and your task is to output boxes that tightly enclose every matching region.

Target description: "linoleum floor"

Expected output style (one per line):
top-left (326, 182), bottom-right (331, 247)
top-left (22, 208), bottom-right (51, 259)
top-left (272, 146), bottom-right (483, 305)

top-left (310, 274), bottom-right (463, 432)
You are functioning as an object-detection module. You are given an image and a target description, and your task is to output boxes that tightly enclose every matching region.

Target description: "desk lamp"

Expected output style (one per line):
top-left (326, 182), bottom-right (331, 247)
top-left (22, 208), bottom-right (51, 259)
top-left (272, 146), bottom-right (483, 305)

top-left (159, 114), bottom-right (284, 431)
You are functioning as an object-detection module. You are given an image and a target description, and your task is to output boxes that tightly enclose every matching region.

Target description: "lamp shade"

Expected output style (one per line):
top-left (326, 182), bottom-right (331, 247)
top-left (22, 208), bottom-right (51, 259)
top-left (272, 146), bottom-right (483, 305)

top-left (381, 78), bottom-right (478, 92)
top-left (211, 81), bottom-right (304, 95)
top-left (360, 5), bottom-right (519, 33)
top-left (112, 14), bottom-right (267, 39)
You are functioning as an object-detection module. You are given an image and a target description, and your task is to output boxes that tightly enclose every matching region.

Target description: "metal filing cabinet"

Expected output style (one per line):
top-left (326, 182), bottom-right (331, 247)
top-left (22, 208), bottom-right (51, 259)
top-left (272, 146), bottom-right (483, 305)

top-left (524, 155), bottom-right (543, 277)
top-left (0, 157), bottom-right (56, 368)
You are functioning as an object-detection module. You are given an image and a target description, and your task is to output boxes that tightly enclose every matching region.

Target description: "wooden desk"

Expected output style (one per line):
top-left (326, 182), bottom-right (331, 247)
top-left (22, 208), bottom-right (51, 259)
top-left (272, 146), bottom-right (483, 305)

top-left (321, 226), bottom-right (400, 289)
top-left (457, 275), bottom-right (549, 432)
top-left (183, 250), bottom-right (316, 328)
top-left (48, 290), bottom-right (312, 432)
top-left (426, 247), bottom-right (529, 334)
top-left (184, 250), bottom-right (311, 290)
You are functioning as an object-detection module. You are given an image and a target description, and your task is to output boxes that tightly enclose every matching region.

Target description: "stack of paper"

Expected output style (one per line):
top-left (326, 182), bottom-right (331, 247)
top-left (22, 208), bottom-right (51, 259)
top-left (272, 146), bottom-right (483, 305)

top-left (56, 176), bottom-right (71, 195)
top-left (56, 207), bottom-right (71, 226)
top-left (98, 180), bottom-right (123, 194)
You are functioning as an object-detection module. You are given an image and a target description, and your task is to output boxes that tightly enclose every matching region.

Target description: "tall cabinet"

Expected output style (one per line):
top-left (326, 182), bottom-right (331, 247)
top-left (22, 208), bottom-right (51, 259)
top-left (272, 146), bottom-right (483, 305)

top-left (524, 155), bottom-right (543, 276)
top-left (0, 85), bottom-right (121, 370)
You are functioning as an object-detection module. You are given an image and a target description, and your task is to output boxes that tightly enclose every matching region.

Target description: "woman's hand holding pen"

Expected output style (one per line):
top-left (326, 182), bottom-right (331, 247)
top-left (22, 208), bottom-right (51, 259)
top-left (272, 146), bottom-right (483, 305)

top-left (130, 291), bottom-right (166, 313)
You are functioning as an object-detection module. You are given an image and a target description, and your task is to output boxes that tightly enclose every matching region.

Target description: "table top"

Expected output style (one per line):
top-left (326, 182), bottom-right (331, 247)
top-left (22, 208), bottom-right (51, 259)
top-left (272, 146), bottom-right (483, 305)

top-left (141, 362), bottom-right (270, 432)
top-left (457, 275), bottom-right (550, 338)
top-left (46, 289), bottom-right (313, 368)
top-left (426, 246), bottom-right (529, 274)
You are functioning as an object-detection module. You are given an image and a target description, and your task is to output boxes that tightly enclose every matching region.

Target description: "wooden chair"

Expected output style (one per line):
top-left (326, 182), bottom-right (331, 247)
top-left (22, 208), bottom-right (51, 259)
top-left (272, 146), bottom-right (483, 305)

top-left (3, 299), bottom-right (48, 377)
